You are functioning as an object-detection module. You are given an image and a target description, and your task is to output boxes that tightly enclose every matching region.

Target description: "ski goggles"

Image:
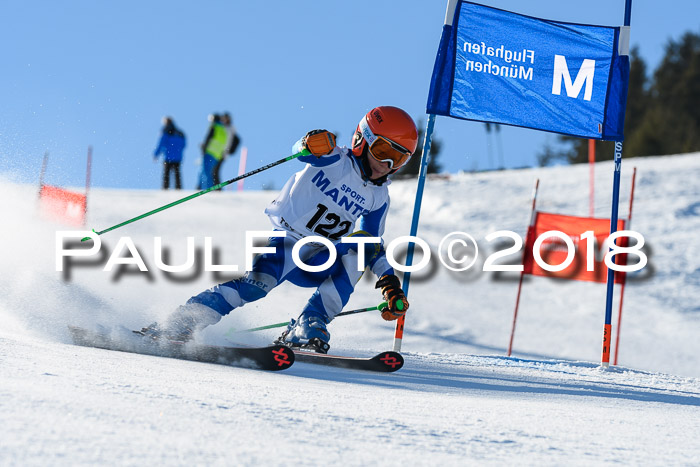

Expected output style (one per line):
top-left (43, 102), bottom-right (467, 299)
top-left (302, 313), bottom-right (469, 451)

top-left (359, 116), bottom-right (412, 170)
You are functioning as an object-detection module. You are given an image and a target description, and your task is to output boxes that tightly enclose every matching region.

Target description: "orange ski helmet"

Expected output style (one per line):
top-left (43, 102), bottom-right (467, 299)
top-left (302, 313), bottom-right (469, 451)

top-left (352, 106), bottom-right (418, 173)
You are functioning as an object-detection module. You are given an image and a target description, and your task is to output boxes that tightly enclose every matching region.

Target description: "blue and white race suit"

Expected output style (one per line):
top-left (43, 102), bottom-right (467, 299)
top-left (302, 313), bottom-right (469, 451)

top-left (187, 143), bottom-right (394, 322)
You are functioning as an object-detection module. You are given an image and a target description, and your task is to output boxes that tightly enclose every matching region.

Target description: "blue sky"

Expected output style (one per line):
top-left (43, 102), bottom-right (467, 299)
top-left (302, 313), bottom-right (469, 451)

top-left (1, 0), bottom-right (697, 192)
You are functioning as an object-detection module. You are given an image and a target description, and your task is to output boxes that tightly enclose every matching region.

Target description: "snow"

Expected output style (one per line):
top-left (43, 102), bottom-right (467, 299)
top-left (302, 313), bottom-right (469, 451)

top-left (2, 153), bottom-right (700, 464)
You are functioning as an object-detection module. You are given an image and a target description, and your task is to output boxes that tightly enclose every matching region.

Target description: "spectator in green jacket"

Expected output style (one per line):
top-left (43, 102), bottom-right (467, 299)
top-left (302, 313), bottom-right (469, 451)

top-left (198, 113), bottom-right (227, 189)
top-left (212, 113), bottom-right (240, 187)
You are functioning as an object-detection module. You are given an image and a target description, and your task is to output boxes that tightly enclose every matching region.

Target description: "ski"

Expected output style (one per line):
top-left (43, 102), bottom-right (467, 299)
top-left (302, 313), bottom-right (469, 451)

top-left (292, 349), bottom-right (404, 372)
top-left (68, 326), bottom-right (294, 371)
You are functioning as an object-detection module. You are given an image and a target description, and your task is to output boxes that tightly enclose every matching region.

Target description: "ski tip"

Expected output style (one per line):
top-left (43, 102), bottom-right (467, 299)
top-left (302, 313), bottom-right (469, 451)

top-left (370, 351), bottom-right (404, 372)
top-left (269, 344), bottom-right (296, 370)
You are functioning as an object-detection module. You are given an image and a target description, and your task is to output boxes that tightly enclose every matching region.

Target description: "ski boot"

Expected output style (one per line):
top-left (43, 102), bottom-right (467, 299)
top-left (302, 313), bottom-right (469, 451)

top-left (135, 303), bottom-right (222, 344)
top-left (275, 312), bottom-right (331, 354)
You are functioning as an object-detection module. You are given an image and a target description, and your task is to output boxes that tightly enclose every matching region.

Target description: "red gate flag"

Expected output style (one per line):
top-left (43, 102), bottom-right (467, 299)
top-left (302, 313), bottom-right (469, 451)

top-left (523, 211), bottom-right (627, 284)
top-left (39, 185), bottom-right (87, 226)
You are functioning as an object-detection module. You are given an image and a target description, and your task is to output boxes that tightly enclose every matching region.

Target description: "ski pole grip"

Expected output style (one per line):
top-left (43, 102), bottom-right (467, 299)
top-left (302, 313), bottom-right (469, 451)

top-left (378, 300), bottom-right (404, 311)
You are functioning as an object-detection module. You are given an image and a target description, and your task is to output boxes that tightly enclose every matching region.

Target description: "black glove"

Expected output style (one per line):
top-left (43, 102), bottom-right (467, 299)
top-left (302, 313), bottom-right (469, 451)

top-left (303, 129), bottom-right (336, 156)
top-left (375, 274), bottom-right (409, 321)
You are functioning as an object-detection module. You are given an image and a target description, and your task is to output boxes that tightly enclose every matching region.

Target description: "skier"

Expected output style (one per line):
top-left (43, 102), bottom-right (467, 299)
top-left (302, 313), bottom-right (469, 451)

top-left (143, 106), bottom-right (418, 353)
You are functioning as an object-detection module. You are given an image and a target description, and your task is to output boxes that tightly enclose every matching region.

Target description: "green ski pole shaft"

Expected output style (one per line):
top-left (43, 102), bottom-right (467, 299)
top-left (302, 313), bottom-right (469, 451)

top-left (81, 149), bottom-right (309, 241)
top-left (228, 302), bottom-right (389, 335)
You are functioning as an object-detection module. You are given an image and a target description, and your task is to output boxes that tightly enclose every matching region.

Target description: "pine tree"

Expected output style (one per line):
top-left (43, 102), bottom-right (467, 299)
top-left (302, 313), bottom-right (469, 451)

top-left (627, 32), bottom-right (700, 156)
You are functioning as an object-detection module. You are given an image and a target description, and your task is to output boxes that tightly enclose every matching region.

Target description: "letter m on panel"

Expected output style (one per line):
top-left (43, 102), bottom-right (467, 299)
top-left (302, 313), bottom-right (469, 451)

top-left (551, 55), bottom-right (596, 101)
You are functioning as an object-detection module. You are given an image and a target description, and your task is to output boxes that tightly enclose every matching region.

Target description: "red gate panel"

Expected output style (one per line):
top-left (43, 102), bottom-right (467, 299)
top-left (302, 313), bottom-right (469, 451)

top-left (40, 185), bottom-right (87, 226)
top-left (523, 211), bottom-right (627, 284)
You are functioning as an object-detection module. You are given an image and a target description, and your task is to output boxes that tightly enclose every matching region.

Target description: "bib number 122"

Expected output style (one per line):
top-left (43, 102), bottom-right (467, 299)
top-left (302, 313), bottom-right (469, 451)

top-left (306, 203), bottom-right (352, 240)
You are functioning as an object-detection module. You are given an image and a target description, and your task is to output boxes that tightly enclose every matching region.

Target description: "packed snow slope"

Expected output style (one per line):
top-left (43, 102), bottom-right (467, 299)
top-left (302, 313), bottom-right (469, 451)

top-left (2, 153), bottom-right (700, 464)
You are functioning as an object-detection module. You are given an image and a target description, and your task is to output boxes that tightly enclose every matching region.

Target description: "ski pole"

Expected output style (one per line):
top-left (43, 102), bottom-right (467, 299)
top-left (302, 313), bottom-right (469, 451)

top-left (81, 149), bottom-right (310, 241)
top-left (226, 301), bottom-right (395, 335)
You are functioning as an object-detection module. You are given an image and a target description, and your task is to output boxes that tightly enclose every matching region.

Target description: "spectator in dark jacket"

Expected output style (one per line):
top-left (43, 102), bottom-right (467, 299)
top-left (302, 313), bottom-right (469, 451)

top-left (154, 116), bottom-right (186, 189)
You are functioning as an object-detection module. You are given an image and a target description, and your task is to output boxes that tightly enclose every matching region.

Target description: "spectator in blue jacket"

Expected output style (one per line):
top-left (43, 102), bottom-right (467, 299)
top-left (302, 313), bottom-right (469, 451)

top-left (154, 117), bottom-right (186, 189)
